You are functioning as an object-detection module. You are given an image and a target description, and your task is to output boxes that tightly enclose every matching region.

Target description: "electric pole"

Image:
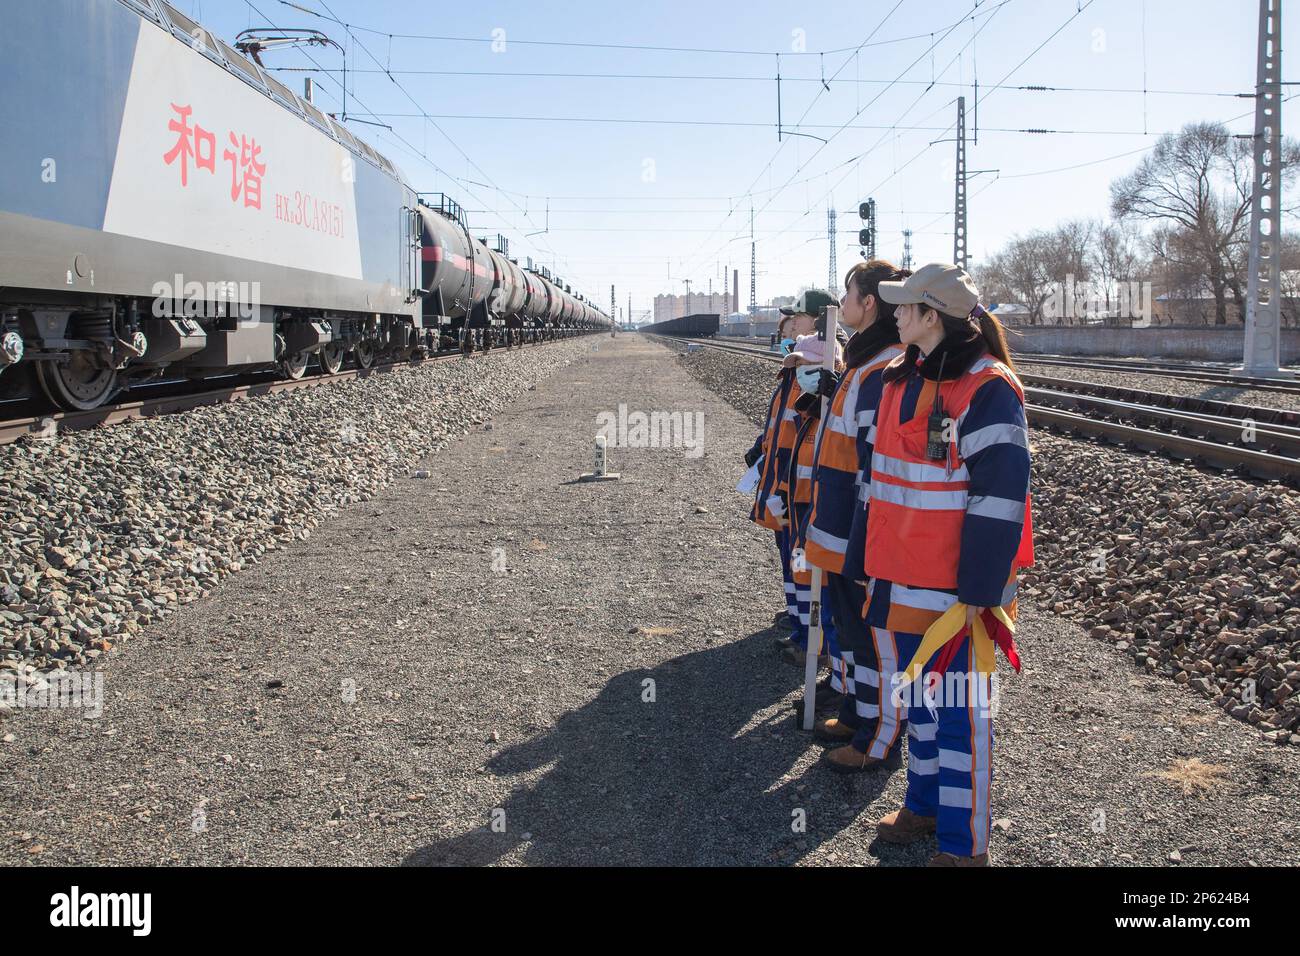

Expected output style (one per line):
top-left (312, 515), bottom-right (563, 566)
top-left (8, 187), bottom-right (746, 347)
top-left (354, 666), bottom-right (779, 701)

top-left (1242, 0), bottom-right (1284, 375)
top-left (749, 203), bottom-right (757, 317)
top-left (827, 208), bottom-right (837, 291)
top-left (954, 96), bottom-right (968, 270)
top-left (902, 228), bottom-right (914, 270)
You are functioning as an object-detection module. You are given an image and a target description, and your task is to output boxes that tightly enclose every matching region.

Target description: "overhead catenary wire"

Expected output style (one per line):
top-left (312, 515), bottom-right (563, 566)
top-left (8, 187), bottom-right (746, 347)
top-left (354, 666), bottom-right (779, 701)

top-left (246, 2), bottom-right (1297, 304)
top-left (754, 0), bottom-right (1100, 257)
top-left (683, 0), bottom-right (1011, 279)
top-left (311, 0), bottom-right (571, 274)
top-left (275, 0), bottom-right (996, 58)
top-left (244, 0), bottom-right (593, 292)
top-left (677, 1), bottom-right (1009, 285)
top-left (264, 0), bottom-right (594, 288)
top-left (262, 65), bottom-right (1251, 100)
top-left (318, 111), bottom-right (1192, 137)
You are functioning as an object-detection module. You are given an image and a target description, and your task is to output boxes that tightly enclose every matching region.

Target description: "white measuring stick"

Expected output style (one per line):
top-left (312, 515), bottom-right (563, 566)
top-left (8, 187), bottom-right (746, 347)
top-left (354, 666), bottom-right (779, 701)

top-left (802, 305), bottom-right (838, 731)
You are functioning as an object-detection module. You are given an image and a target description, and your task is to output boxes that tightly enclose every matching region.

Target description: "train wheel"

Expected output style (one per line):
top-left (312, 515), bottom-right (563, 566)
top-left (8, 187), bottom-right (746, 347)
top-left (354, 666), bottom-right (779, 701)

top-left (34, 353), bottom-right (121, 411)
top-left (354, 341), bottom-right (375, 370)
top-left (279, 351), bottom-right (309, 380)
top-left (318, 344), bottom-right (345, 375)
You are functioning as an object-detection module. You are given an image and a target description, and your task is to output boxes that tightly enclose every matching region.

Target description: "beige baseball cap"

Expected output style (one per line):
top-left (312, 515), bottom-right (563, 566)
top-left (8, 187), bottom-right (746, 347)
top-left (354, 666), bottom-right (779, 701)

top-left (877, 262), bottom-right (979, 318)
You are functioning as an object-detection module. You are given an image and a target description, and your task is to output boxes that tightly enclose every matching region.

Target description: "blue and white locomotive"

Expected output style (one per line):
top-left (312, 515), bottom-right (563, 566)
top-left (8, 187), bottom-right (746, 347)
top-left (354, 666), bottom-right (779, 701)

top-left (0, 0), bottom-right (610, 410)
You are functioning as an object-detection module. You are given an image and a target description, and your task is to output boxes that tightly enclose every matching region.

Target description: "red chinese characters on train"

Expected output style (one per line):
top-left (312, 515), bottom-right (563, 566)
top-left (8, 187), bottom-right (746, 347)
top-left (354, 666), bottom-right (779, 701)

top-left (162, 104), bottom-right (267, 211)
top-left (162, 103), bottom-right (215, 186)
top-left (222, 132), bottom-right (266, 209)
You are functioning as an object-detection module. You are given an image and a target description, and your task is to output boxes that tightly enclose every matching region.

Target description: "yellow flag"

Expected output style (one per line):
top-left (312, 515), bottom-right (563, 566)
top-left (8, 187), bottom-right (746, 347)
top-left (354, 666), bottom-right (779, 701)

top-left (897, 603), bottom-right (1015, 686)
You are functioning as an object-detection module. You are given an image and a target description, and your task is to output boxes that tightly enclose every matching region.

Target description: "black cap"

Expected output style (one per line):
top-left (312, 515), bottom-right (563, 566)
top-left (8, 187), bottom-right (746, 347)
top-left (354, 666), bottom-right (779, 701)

top-left (779, 289), bottom-right (839, 317)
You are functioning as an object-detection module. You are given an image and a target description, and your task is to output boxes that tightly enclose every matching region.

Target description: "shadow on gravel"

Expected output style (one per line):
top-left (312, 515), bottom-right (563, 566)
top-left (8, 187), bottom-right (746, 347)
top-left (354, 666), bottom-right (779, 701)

top-left (403, 628), bottom-right (898, 866)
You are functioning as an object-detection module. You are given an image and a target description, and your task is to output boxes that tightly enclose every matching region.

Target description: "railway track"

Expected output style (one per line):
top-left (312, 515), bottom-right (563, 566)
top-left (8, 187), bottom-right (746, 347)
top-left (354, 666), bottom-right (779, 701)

top-left (0, 338), bottom-right (578, 447)
top-left (1015, 353), bottom-right (1300, 395)
top-left (713, 337), bottom-right (1300, 393)
top-left (658, 335), bottom-right (1300, 485)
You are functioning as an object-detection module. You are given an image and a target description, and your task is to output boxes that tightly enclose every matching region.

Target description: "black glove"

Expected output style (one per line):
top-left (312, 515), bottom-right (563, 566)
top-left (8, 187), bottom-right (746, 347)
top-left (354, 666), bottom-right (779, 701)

top-left (744, 445), bottom-right (762, 468)
top-left (817, 369), bottom-right (840, 398)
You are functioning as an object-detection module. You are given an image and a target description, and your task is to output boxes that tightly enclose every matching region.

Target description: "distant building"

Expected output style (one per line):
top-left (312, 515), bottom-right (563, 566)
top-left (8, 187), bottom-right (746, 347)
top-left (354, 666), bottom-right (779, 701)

top-left (653, 291), bottom-right (731, 325)
top-left (988, 303), bottom-right (1031, 323)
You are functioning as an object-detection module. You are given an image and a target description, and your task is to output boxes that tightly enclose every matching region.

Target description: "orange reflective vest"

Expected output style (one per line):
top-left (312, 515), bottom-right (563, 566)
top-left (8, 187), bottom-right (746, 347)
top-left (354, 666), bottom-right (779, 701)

top-left (863, 357), bottom-right (1033, 591)
top-left (750, 370), bottom-right (799, 530)
top-left (788, 408), bottom-right (820, 587)
top-left (789, 409), bottom-right (818, 506)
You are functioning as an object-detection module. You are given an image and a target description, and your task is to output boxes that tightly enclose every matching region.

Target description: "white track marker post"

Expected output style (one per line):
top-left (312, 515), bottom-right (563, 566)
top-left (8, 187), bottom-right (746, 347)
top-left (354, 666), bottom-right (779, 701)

top-left (802, 305), bottom-right (838, 731)
top-left (579, 434), bottom-right (621, 482)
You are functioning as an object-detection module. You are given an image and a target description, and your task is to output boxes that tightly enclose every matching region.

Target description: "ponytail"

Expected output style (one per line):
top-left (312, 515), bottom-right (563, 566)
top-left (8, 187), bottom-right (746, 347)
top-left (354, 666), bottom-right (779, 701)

top-left (971, 304), bottom-right (1014, 370)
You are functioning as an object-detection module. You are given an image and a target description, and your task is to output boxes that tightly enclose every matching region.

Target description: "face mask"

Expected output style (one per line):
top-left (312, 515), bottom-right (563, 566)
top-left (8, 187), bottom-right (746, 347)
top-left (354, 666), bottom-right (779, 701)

top-left (796, 364), bottom-right (821, 396)
top-left (779, 338), bottom-right (796, 354)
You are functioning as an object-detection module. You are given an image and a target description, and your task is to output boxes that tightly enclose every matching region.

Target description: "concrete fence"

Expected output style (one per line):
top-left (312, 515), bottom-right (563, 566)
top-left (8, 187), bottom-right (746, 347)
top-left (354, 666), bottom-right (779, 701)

top-left (1004, 325), bottom-right (1300, 364)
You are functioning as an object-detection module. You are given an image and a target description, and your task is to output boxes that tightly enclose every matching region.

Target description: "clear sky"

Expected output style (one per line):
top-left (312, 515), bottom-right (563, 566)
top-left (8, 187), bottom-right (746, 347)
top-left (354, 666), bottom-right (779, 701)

top-left (184, 0), bottom-right (1295, 319)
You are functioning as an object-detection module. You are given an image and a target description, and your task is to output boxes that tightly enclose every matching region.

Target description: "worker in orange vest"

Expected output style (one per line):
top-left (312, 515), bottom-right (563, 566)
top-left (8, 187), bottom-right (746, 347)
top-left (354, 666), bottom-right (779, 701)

top-left (746, 301), bottom-right (819, 648)
top-left (781, 323), bottom-right (844, 679)
top-left (861, 263), bottom-right (1033, 866)
top-left (793, 261), bottom-right (915, 765)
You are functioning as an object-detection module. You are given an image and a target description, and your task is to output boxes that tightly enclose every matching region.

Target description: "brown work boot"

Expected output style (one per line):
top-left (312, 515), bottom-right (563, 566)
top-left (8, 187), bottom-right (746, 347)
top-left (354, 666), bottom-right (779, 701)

top-left (875, 806), bottom-right (937, 845)
top-left (929, 851), bottom-right (990, 867)
top-left (821, 744), bottom-right (902, 774)
top-left (813, 717), bottom-right (856, 743)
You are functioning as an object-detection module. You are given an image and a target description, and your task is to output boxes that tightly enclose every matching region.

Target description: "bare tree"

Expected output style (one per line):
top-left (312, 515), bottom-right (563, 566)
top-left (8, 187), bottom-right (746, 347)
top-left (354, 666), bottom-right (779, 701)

top-left (976, 232), bottom-right (1071, 325)
top-left (1090, 221), bottom-right (1145, 324)
top-left (1149, 225), bottom-right (1212, 325)
top-left (1280, 232), bottom-right (1300, 328)
top-left (1111, 121), bottom-right (1300, 325)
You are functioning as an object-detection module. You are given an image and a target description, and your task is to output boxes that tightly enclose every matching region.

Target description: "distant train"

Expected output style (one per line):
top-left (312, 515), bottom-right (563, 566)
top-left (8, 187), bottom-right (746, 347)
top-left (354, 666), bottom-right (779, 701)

top-left (0, 0), bottom-right (611, 411)
top-left (640, 313), bottom-right (720, 338)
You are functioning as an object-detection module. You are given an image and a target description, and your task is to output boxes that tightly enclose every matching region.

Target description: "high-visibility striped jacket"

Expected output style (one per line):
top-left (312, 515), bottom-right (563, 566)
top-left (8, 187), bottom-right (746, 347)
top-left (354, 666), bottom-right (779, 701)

top-left (799, 344), bottom-right (906, 576)
top-left (789, 407), bottom-right (819, 507)
top-left (863, 351), bottom-right (1033, 634)
top-left (787, 406), bottom-right (821, 585)
top-left (749, 369), bottom-right (799, 530)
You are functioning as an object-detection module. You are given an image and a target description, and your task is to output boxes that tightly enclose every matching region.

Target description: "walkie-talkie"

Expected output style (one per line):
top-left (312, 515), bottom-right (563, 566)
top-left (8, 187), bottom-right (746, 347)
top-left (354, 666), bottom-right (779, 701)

top-left (926, 408), bottom-right (948, 461)
top-left (925, 351), bottom-right (950, 463)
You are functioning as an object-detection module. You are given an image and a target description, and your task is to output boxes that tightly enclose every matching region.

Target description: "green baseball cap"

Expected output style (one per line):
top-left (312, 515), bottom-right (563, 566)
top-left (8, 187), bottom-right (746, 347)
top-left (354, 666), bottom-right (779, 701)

top-left (779, 288), bottom-right (839, 317)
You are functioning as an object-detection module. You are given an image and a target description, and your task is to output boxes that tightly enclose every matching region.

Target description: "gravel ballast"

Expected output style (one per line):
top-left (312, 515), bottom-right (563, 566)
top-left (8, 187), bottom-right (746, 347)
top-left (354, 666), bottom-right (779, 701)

top-left (0, 341), bottom-right (592, 680)
top-left (2, 334), bottom-right (1298, 866)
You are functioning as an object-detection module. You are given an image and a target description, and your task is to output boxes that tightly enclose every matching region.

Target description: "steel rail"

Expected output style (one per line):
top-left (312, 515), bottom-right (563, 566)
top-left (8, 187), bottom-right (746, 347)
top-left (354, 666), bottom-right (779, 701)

top-left (0, 337), bottom-right (585, 447)
top-left (655, 335), bottom-right (1300, 484)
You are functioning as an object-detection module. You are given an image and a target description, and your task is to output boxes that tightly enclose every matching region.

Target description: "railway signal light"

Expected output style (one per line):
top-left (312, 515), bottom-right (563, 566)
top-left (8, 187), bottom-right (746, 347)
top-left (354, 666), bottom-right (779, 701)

top-left (858, 198), bottom-right (876, 259)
